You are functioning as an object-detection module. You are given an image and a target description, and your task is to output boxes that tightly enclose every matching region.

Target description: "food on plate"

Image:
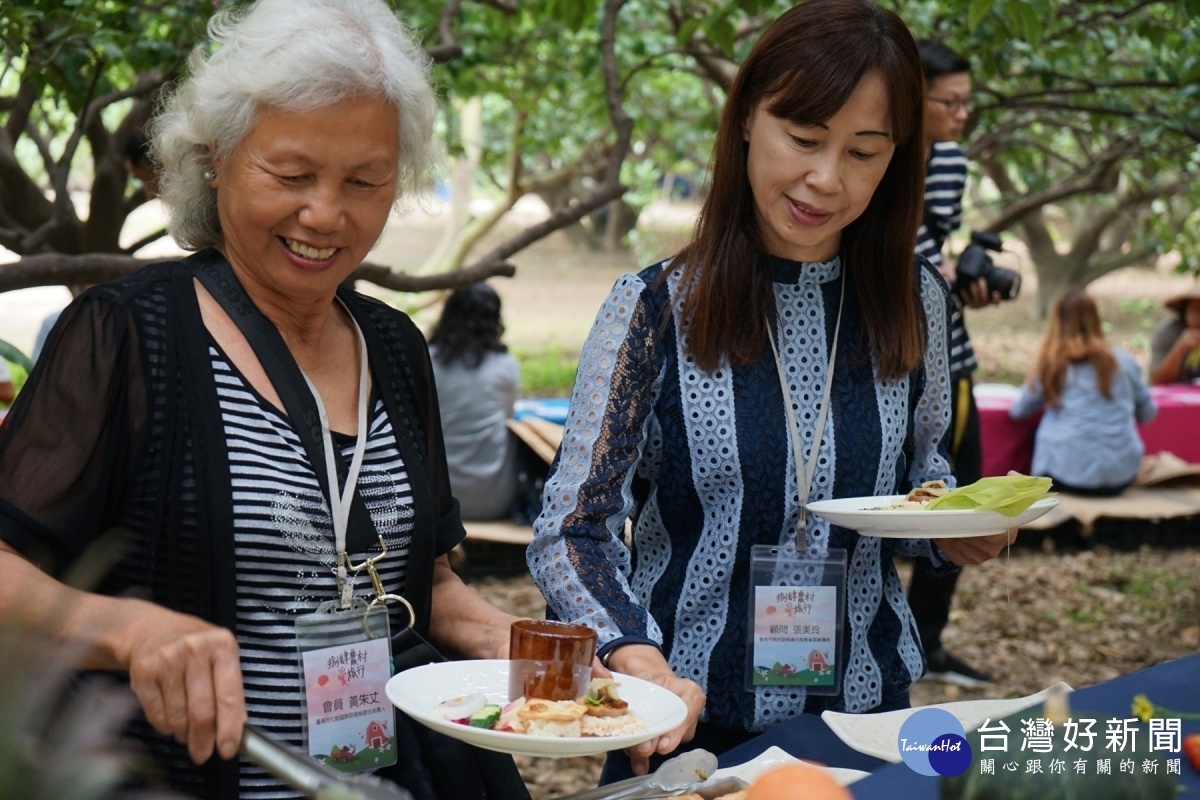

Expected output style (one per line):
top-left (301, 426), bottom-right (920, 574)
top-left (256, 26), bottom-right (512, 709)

top-left (468, 704), bottom-right (502, 729)
top-left (745, 762), bottom-right (850, 800)
top-left (925, 474), bottom-right (1053, 516)
top-left (508, 698), bottom-right (589, 737)
top-left (434, 692), bottom-right (486, 720)
top-left (436, 677), bottom-right (647, 738)
top-left (875, 475), bottom-right (1053, 516)
top-left (581, 677), bottom-right (629, 716)
top-left (875, 480), bottom-right (949, 510)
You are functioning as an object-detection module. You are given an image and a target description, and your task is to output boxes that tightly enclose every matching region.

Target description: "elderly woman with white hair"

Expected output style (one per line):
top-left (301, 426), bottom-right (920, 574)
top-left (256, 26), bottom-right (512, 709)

top-left (0, 1), bottom-right (530, 798)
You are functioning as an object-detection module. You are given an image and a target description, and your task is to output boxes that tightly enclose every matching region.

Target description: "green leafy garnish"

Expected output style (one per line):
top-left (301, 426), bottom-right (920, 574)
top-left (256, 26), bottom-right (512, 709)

top-left (925, 475), bottom-right (1054, 517)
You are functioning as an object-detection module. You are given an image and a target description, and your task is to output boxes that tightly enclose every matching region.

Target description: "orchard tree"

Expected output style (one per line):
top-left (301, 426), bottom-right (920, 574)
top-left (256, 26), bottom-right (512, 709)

top-left (919, 0), bottom-right (1200, 312)
top-left (0, 0), bottom-right (643, 293)
top-left (4, 0), bottom-right (1199, 312)
top-left (665, 0), bottom-right (1200, 312)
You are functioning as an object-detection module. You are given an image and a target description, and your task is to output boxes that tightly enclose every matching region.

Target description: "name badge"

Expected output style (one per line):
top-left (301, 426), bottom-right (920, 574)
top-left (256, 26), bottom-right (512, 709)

top-left (746, 544), bottom-right (847, 696)
top-left (295, 599), bottom-right (398, 773)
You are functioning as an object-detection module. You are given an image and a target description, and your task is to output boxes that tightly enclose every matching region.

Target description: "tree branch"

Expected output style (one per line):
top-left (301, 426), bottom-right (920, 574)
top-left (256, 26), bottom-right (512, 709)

top-left (1070, 179), bottom-right (1185, 261)
top-left (121, 229), bottom-right (168, 255)
top-left (470, 0), bottom-right (517, 12)
top-left (460, 0), bottom-right (634, 271)
top-left (984, 138), bottom-right (1135, 232)
top-left (428, 0), bottom-right (464, 64)
top-left (0, 253), bottom-right (516, 294)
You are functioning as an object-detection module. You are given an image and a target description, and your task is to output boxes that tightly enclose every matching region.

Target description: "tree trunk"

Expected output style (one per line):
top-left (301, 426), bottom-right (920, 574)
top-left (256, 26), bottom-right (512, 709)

top-left (429, 96), bottom-right (483, 271)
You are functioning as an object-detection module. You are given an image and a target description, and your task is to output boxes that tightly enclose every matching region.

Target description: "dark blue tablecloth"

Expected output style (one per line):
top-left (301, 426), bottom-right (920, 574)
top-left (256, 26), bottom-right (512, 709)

top-left (717, 653), bottom-right (1200, 798)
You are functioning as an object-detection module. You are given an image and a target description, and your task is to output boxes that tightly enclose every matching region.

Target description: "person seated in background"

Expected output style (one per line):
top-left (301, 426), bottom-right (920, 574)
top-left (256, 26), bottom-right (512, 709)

top-left (0, 359), bottom-right (13, 406)
top-left (1149, 288), bottom-right (1200, 385)
top-left (428, 283), bottom-right (525, 520)
top-left (125, 127), bottom-right (160, 200)
top-left (1010, 289), bottom-right (1156, 495)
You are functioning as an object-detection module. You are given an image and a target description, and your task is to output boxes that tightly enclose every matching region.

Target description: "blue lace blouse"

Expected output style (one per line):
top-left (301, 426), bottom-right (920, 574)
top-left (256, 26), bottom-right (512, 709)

top-left (528, 255), bottom-right (956, 732)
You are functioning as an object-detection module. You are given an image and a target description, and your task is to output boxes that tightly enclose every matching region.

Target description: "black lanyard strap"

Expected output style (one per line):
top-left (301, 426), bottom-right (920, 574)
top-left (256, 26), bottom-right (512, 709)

top-left (185, 248), bottom-right (379, 554)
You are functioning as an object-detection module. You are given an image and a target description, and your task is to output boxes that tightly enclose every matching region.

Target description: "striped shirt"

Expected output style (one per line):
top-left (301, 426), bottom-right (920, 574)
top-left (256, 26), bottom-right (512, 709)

top-left (916, 141), bottom-right (976, 377)
top-left (211, 345), bottom-right (414, 799)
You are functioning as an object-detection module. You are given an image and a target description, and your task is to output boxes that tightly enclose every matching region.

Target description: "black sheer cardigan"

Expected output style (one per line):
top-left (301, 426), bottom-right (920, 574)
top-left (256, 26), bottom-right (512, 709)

top-left (0, 250), bottom-right (466, 797)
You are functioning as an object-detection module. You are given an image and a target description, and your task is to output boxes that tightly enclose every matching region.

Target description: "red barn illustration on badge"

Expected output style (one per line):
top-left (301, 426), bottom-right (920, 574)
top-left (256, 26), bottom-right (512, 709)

top-left (365, 719), bottom-right (390, 750)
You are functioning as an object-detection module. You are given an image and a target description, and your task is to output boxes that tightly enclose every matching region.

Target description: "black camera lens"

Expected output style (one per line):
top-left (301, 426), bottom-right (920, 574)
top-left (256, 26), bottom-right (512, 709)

top-left (954, 231), bottom-right (1020, 302)
top-left (988, 267), bottom-right (1021, 300)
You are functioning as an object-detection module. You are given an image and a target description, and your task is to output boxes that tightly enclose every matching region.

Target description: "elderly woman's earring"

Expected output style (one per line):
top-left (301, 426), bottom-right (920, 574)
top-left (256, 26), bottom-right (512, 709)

top-left (203, 168), bottom-right (217, 181)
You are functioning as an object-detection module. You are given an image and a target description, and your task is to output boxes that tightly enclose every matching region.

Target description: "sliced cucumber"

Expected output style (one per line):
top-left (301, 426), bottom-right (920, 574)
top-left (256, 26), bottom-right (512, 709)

top-left (468, 704), bottom-right (502, 729)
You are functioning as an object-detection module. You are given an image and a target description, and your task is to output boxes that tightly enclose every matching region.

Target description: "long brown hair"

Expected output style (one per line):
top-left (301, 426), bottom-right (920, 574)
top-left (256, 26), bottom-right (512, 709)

top-left (1034, 289), bottom-right (1118, 406)
top-left (669, 0), bottom-right (926, 378)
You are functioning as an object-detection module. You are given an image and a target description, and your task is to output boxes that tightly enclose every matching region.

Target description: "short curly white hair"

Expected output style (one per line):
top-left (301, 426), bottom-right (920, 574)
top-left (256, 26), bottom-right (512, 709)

top-left (150, 0), bottom-right (438, 250)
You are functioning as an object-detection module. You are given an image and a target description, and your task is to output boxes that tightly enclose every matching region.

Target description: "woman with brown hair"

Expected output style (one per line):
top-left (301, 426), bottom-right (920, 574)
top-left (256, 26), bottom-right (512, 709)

top-left (1011, 289), bottom-right (1156, 495)
top-left (528, 0), bottom-right (1014, 782)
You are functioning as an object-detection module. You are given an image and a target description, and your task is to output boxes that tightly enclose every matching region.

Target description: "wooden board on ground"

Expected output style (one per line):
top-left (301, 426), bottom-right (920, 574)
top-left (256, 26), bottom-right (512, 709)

top-left (1020, 485), bottom-right (1200, 535)
top-left (464, 520), bottom-right (535, 546)
top-left (507, 418), bottom-right (563, 466)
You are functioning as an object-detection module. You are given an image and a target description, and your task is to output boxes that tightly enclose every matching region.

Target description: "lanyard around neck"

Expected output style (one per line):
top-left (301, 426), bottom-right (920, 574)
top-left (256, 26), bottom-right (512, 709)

top-left (767, 276), bottom-right (846, 551)
top-left (304, 301), bottom-right (371, 609)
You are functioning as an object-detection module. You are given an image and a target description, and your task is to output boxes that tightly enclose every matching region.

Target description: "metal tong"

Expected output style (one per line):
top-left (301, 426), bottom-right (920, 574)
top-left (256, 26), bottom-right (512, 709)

top-left (240, 724), bottom-right (412, 800)
top-left (555, 749), bottom-right (746, 800)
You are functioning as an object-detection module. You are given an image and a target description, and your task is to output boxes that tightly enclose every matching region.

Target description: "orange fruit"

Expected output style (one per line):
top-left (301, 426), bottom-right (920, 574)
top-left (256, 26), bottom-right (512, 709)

top-left (745, 761), bottom-right (851, 800)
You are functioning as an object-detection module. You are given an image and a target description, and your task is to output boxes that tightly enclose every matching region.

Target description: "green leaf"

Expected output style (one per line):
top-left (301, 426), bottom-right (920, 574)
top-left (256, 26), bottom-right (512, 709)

top-left (1014, 2), bottom-right (1044, 47)
top-left (968, 0), bottom-right (995, 31)
top-left (676, 18), bottom-right (700, 47)
top-left (926, 476), bottom-right (1055, 517)
top-left (0, 339), bottom-right (32, 374)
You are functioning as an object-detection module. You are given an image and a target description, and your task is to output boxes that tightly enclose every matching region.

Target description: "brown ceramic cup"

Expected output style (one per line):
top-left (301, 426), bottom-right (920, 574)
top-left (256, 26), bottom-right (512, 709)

top-left (508, 619), bottom-right (597, 702)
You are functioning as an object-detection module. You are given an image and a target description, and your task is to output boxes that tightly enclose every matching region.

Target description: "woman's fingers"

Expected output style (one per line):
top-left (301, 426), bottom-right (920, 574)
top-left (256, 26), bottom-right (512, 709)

top-left (650, 675), bottom-right (706, 754)
top-left (937, 528), bottom-right (1016, 565)
top-left (127, 617), bottom-right (245, 764)
top-left (622, 669), bottom-right (706, 775)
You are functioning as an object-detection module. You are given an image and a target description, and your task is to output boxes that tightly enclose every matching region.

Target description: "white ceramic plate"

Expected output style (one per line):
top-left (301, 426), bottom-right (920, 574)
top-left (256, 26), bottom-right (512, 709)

top-left (385, 659), bottom-right (687, 758)
top-left (711, 745), bottom-right (869, 787)
top-left (804, 496), bottom-right (1059, 538)
top-left (820, 682), bottom-right (1073, 763)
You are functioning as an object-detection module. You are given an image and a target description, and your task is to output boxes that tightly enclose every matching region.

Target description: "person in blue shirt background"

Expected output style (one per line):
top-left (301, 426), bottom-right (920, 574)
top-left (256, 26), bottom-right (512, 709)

top-left (1010, 289), bottom-right (1156, 495)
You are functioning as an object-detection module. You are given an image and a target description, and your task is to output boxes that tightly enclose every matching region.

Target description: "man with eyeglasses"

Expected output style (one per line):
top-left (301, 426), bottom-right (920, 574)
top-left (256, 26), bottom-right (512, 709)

top-left (907, 40), bottom-right (1000, 689)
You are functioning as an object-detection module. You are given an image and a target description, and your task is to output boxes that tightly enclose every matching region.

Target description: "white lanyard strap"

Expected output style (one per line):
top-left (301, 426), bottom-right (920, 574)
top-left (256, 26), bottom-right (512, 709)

top-left (767, 277), bottom-right (846, 550)
top-left (302, 303), bottom-right (371, 609)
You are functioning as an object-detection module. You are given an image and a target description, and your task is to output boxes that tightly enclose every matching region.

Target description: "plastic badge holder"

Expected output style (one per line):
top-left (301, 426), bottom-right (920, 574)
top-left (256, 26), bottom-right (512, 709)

top-left (746, 544), bottom-right (846, 696)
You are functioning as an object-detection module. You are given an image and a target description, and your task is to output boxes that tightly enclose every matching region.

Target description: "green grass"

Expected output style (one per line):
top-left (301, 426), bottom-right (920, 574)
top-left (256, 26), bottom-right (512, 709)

top-left (515, 345), bottom-right (579, 397)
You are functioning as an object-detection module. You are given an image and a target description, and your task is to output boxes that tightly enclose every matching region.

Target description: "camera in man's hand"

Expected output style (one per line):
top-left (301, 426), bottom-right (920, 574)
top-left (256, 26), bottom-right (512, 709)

top-left (955, 231), bottom-right (1020, 301)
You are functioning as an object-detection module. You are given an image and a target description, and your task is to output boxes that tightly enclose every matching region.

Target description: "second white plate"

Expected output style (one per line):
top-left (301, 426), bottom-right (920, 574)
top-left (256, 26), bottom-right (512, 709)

top-left (804, 495), bottom-right (1059, 538)
top-left (385, 659), bottom-right (687, 758)
top-left (820, 682), bottom-right (1073, 763)
top-left (710, 745), bottom-right (869, 787)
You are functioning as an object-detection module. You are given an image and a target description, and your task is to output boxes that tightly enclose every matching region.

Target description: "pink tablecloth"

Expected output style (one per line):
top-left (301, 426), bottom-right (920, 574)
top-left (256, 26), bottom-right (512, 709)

top-left (977, 384), bottom-right (1200, 477)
